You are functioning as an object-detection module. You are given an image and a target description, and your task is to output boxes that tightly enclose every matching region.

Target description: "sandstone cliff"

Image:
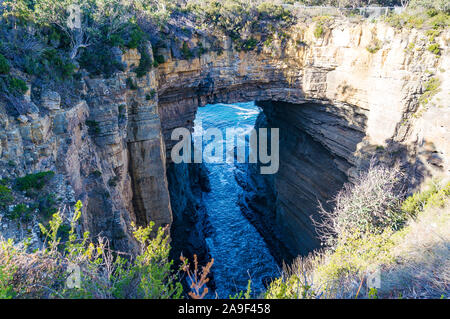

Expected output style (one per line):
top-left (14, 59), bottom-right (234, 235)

top-left (0, 19), bottom-right (448, 260)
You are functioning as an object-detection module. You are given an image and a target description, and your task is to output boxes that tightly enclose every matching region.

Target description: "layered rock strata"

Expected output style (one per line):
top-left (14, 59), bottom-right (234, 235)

top-left (0, 20), bottom-right (448, 260)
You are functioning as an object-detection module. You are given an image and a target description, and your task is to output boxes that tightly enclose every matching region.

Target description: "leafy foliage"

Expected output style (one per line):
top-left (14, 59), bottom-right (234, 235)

top-left (0, 185), bottom-right (14, 209)
top-left (315, 162), bottom-right (407, 246)
top-left (0, 201), bottom-right (187, 299)
top-left (401, 181), bottom-right (450, 217)
top-left (418, 77), bottom-right (441, 105)
top-left (0, 54), bottom-right (10, 74)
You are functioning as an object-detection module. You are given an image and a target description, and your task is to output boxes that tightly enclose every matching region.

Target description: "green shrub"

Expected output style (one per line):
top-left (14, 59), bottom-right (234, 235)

top-left (108, 33), bottom-right (126, 47)
top-left (0, 263), bottom-right (15, 299)
top-left (79, 46), bottom-right (125, 78)
top-left (146, 89), bottom-right (156, 100)
top-left (135, 46), bottom-right (152, 78)
top-left (0, 54), bottom-right (10, 74)
top-left (256, 3), bottom-right (292, 21)
top-left (316, 230), bottom-right (396, 285)
top-left (16, 171), bottom-right (55, 192)
top-left (312, 16), bottom-right (331, 39)
top-left (118, 104), bottom-right (126, 120)
top-left (426, 29), bottom-right (441, 42)
top-left (126, 77), bottom-right (138, 90)
top-left (8, 77), bottom-right (28, 95)
top-left (108, 176), bottom-right (119, 187)
top-left (427, 43), bottom-right (441, 55)
top-left (430, 12), bottom-right (449, 29)
top-left (366, 39), bottom-right (381, 54)
top-left (401, 182), bottom-right (450, 217)
top-left (385, 9), bottom-right (449, 30)
top-left (314, 24), bottom-right (324, 38)
top-left (235, 37), bottom-right (258, 52)
top-left (0, 185), bottom-right (14, 209)
top-left (85, 120), bottom-right (101, 135)
top-left (197, 42), bottom-right (207, 56)
top-left (42, 49), bottom-right (76, 80)
top-left (317, 163), bottom-right (406, 246)
top-left (126, 24), bottom-right (146, 49)
top-left (38, 194), bottom-right (58, 219)
top-left (6, 203), bottom-right (32, 222)
top-left (153, 54), bottom-right (165, 66)
top-left (419, 77), bottom-right (441, 105)
top-left (0, 201), bottom-right (186, 299)
top-left (181, 42), bottom-right (194, 59)
top-left (91, 170), bottom-right (102, 178)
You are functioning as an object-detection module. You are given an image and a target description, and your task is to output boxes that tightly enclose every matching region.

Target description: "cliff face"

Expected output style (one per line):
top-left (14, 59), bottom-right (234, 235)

top-left (0, 20), bottom-right (448, 259)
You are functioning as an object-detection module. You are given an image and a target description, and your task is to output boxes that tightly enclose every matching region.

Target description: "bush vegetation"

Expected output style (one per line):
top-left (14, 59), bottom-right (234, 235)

top-left (312, 16), bottom-right (332, 38)
top-left (366, 38), bottom-right (382, 53)
top-left (418, 76), bottom-right (441, 105)
top-left (15, 171), bottom-right (55, 192)
top-left (0, 185), bottom-right (14, 209)
top-left (0, 201), bottom-right (189, 299)
top-left (0, 54), bottom-right (10, 74)
top-left (384, 6), bottom-right (449, 30)
top-left (266, 163), bottom-right (450, 299)
top-left (314, 162), bottom-right (407, 246)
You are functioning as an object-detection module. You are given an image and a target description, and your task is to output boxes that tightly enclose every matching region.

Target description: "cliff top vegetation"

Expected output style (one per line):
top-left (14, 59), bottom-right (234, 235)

top-left (0, 1), bottom-right (447, 107)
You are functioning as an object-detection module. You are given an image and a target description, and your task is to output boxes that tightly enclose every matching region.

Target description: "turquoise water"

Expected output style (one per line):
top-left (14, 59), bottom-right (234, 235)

top-left (193, 102), bottom-right (278, 298)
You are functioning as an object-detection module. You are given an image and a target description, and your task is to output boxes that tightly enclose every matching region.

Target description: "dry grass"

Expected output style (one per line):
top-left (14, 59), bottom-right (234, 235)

top-left (0, 242), bottom-right (66, 298)
top-left (380, 203), bottom-right (450, 298)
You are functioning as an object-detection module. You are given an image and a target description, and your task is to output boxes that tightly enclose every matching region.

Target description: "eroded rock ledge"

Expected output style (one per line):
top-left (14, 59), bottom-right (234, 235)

top-left (0, 20), bottom-right (448, 260)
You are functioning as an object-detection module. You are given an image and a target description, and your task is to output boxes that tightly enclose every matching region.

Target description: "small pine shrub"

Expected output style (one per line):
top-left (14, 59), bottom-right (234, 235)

top-left (419, 77), bottom-right (441, 105)
top-left (235, 38), bottom-right (258, 52)
top-left (135, 46), bottom-right (152, 78)
top-left (108, 176), bottom-right (119, 187)
top-left (312, 16), bottom-right (331, 39)
top-left (146, 89), bottom-right (156, 100)
top-left (8, 77), bottom-right (28, 96)
top-left (42, 49), bottom-right (76, 80)
top-left (91, 170), bottom-right (102, 178)
top-left (0, 185), bottom-right (14, 209)
top-left (366, 39), bottom-right (381, 54)
top-left (126, 24), bottom-right (146, 49)
top-left (427, 43), bottom-right (441, 55)
top-left (153, 54), bottom-right (165, 66)
top-left (16, 171), bottom-right (55, 192)
top-left (0, 54), bottom-right (10, 74)
top-left (126, 77), bottom-right (138, 90)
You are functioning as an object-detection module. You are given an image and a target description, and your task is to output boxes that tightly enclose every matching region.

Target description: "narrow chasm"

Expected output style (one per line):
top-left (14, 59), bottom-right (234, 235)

top-left (167, 99), bottom-right (368, 297)
top-left (168, 102), bottom-right (278, 298)
top-left (238, 100), bottom-right (367, 262)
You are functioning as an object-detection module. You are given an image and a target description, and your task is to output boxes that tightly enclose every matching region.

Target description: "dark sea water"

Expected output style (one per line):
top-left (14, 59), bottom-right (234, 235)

top-left (193, 102), bottom-right (278, 298)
